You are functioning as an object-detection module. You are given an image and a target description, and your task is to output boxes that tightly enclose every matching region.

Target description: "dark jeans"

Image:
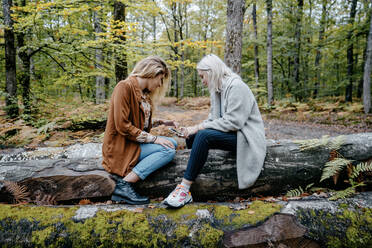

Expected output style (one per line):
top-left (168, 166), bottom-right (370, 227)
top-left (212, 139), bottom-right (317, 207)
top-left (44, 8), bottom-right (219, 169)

top-left (184, 128), bottom-right (237, 181)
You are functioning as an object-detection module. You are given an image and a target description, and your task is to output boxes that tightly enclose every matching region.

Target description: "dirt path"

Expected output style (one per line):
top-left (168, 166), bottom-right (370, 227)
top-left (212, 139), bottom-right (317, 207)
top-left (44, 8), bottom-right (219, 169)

top-left (156, 105), bottom-right (368, 140)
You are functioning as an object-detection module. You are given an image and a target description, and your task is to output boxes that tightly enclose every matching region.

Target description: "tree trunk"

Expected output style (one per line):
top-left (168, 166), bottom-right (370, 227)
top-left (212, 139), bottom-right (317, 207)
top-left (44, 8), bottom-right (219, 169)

top-left (2, 0), bottom-right (18, 118)
top-left (253, 2), bottom-right (260, 88)
top-left (363, 7), bottom-right (372, 114)
top-left (313, 0), bottom-right (327, 99)
top-left (345, 0), bottom-right (358, 102)
top-left (1, 133), bottom-right (371, 202)
top-left (94, 11), bottom-right (105, 104)
top-left (16, 0), bottom-right (35, 116)
top-left (293, 0), bottom-right (304, 101)
top-left (224, 0), bottom-right (245, 75)
top-left (113, 1), bottom-right (128, 82)
top-left (266, 0), bottom-right (273, 106)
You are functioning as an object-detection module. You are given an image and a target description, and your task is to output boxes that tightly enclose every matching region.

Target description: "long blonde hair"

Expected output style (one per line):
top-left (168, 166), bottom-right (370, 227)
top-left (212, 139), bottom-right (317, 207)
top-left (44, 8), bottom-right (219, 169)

top-left (196, 54), bottom-right (234, 93)
top-left (130, 56), bottom-right (171, 107)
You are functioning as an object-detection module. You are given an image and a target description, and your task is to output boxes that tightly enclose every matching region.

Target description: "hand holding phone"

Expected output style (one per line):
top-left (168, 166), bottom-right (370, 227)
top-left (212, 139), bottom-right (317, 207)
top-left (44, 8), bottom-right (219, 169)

top-left (169, 127), bottom-right (185, 137)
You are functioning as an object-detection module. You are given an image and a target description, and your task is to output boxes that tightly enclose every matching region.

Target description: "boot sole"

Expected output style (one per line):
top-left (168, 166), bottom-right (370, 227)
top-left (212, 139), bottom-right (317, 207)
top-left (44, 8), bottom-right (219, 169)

top-left (111, 194), bottom-right (150, 205)
top-left (163, 197), bottom-right (193, 208)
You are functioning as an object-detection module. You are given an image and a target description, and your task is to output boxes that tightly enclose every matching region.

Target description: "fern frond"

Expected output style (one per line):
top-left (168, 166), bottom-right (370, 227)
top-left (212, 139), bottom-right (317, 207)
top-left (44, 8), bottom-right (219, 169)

top-left (3, 181), bottom-right (30, 203)
top-left (286, 186), bottom-right (304, 197)
top-left (350, 162), bottom-right (372, 180)
top-left (328, 135), bottom-right (345, 151)
top-left (320, 158), bottom-right (352, 182)
top-left (305, 183), bottom-right (314, 191)
top-left (329, 187), bottom-right (356, 201)
top-left (329, 182), bottom-right (365, 201)
top-left (294, 135), bottom-right (345, 152)
top-left (294, 135), bottom-right (330, 151)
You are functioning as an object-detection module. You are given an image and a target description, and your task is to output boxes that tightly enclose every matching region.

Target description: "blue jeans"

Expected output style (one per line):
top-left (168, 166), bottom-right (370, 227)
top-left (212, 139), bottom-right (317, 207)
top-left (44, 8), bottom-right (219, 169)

top-left (132, 136), bottom-right (177, 180)
top-left (184, 129), bottom-right (237, 181)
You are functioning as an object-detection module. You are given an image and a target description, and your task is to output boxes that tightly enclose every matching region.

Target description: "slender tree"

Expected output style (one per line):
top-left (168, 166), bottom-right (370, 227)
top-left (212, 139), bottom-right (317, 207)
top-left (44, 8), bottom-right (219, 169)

top-left (345, 0), bottom-right (358, 102)
top-left (266, 0), bottom-right (273, 106)
top-left (293, 0), bottom-right (304, 101)
top-left (313, 0), bottom-right (327, 99)
top-left (94, 10), bottom-right (105, 104)
top-left (113, 1), bottom-right (128, 82)
top-left (252, 1), bottom-right (260, 88)
top-left (363, 6), bottom-right (372, 113)
top-left (2, 0), bottom-right (18, 118)
top-left (224, 0), bottom-right (246, 74)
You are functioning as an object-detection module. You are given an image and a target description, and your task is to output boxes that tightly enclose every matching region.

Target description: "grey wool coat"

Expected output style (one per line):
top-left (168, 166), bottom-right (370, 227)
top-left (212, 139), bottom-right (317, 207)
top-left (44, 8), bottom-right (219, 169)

top-left (202, 75), bottom-right (267, 189)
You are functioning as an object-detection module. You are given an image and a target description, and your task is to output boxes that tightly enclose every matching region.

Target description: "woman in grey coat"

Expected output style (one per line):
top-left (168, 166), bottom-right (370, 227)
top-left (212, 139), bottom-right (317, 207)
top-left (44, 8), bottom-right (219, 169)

top-left (164, 54), bottom-right (266, 208)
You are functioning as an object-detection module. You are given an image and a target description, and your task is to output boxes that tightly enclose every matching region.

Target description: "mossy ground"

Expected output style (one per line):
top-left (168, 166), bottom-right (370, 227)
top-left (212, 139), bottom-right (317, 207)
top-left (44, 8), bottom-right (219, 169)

top-left (297, 206), bottom-right (372, 248)
top-left (0, 201), bottom-right (281, 247)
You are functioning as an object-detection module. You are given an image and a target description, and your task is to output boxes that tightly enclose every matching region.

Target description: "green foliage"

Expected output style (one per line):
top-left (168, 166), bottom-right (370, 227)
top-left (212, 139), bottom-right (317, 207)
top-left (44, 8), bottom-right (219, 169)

top-left (286, 183), bottom-right (314, 197)
top-left (320, 158), bottom-right (353, 182)
top-left (294, 135), bottom-right (345, 152)
top-left (350, 162), bottom-right (372, 180)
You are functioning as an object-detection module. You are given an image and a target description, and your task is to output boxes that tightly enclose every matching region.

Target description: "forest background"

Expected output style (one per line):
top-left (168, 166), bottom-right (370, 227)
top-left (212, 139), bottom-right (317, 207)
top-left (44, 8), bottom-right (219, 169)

top-left (0, 0), bottom-right (371, 148)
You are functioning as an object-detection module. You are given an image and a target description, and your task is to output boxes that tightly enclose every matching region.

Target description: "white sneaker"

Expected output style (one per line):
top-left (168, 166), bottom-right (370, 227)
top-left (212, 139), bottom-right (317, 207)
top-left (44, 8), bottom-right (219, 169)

top-left (163, 184), bottom-right (193, 208)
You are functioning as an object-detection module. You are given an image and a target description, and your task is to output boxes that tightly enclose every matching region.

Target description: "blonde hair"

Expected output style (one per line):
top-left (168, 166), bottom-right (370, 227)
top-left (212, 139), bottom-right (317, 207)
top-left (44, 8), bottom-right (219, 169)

top-left (130, 56), bottom-right (171, 107)
top-left (196, 54), bottom-right (234, 93)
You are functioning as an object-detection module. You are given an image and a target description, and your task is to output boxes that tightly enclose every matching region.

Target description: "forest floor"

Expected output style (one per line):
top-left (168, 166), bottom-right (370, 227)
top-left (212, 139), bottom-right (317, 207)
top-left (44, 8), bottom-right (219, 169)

top-left (0, 96), bottom-right (371, 149)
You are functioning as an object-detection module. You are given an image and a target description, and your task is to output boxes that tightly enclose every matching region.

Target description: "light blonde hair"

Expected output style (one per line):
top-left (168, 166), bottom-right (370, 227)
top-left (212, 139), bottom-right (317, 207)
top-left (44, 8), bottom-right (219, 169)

top-left (130, 56), bottom-right (171, 107)
top-left (196, 54), bottom-right (234, 93)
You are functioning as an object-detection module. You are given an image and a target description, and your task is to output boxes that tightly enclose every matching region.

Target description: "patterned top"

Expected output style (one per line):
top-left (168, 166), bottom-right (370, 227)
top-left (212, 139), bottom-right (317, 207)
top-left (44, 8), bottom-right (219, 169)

top-left (136, 92), bottom-right (157, 143)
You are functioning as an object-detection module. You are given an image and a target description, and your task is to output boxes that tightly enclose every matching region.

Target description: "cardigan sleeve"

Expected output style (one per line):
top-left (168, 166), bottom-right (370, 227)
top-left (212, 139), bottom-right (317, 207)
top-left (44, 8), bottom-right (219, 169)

top-left (203, 82), bottom-right (253, 132)
top-left (113, 83), bottom-right (142, 141)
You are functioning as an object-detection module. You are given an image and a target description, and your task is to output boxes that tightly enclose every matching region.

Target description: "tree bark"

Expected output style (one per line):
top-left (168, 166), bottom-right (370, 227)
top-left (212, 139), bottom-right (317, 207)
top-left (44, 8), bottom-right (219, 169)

top-left (2, 0), bottom-right (19, 118)
top-left (293, 0), bottom-right (304, 101)
top-left (313, 0), bottom-right (327, 99)
top-left (363, 6), bottom-right (372, 114)
top-left (224, 0), bottom-right (246, 75)
top-left (113, 1), bottom-right (128, 82)
top-left (345, 0), bottom-right (358, 102)
top-left (94, 10), bottom-right (105, 104)
top-left (266, 0), bottom-right (273, 106)
top-left (1, 133), bottom-right (371, 202)
top-left (252, 2), bottom-right (260, 88)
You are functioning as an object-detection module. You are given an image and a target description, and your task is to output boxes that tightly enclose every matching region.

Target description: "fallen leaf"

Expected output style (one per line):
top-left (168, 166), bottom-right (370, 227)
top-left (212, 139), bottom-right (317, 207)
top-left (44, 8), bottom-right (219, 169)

top-left (248, 210), bottom-right (255, 214)
top-left (133, 207), bottom-right (144, 213)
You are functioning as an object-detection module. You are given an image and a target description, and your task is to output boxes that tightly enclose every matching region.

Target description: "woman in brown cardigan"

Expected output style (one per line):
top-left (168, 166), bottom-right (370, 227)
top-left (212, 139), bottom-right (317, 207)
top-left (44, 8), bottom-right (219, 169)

top-left (102, 56), bottom-right (177, 205)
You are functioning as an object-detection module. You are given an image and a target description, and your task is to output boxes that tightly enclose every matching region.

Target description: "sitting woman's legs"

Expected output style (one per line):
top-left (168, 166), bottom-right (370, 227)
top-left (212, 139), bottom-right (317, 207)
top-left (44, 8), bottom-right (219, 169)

top-left (184, 129), bottom-right (237, 181)
top-left (164, 129), bottom-right (236, 208)
top-left (132, 136), bottom-right (177, 180)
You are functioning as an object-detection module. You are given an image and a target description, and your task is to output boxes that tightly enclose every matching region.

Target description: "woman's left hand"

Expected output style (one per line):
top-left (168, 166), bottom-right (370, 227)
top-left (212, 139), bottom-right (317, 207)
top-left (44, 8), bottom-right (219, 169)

top-left (154, 137), bottom-right (175, 149)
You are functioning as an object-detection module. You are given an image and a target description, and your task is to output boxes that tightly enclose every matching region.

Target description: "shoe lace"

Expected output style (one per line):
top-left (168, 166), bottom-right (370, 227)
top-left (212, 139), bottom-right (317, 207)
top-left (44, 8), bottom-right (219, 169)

top-left (172, 184), bottom-right (187, 197)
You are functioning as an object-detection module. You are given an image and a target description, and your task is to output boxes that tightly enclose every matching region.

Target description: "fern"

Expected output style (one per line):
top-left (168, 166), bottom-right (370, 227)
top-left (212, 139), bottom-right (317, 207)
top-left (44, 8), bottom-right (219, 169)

top-left (320, 158), bottom-right (352, 182)
top-left (3, 181), bottom-right (30, 203)
top-left (286, 186), bottom-right (304, 197)
top-left (350, 162), bottom-right (372, 180)
top-left (329, 181), bottom-right (365, 201)
top-left (294, 135), bottom-right (345, 152)
top-left (328, 135), bottom-right (345, 151)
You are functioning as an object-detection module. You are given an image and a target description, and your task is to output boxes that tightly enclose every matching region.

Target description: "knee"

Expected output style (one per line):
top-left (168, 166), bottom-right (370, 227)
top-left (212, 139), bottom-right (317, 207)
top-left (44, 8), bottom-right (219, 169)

top-left (195, 129), bottom-right (213, 142)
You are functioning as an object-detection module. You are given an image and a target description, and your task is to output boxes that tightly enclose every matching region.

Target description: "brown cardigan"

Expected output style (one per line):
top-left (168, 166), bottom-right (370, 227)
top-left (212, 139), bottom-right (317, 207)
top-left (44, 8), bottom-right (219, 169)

top-left (102, 76), bottom-right (152, 177)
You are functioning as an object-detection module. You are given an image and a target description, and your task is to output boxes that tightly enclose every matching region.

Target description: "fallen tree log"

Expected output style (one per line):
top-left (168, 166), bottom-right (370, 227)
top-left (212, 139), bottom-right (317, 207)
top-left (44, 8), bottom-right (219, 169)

top-left (0, 133), bottom-right (371, 202)
top-left (0, 192), bottom-right (371, 247)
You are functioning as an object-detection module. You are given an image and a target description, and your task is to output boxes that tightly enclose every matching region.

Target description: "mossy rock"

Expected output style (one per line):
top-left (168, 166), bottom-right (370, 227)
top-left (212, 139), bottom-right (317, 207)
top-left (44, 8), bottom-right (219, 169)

top-left (296, 207), bottom-right (372, 248)
top-left (0, 201), bottom-right (281, 247)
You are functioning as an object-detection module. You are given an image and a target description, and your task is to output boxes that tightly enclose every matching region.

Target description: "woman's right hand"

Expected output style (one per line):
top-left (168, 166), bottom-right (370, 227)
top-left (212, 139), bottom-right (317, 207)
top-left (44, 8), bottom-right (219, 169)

top-left (154, 137), bottom-right (175, 149)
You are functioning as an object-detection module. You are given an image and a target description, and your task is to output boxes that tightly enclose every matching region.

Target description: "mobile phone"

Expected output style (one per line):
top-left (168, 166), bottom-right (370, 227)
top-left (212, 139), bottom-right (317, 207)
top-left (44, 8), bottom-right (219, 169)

top-left (169, 127), bottom-right (185, 137)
